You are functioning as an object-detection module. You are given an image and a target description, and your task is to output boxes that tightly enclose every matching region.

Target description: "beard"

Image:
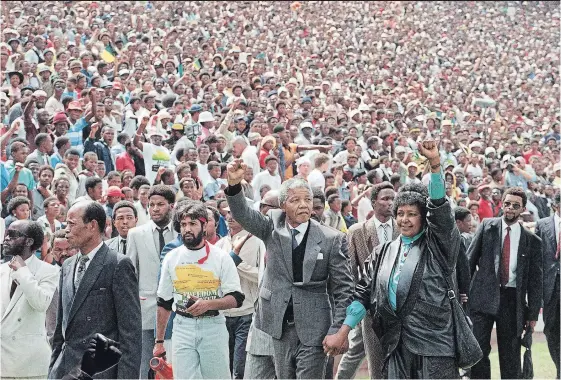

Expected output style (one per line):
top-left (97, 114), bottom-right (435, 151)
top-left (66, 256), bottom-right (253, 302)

top-left (183, 229), bottom-right (205, 249)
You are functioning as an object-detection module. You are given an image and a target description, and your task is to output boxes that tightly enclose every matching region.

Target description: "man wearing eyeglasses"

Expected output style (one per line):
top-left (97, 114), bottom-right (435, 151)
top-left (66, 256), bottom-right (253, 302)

top-left (467, 186), bottom-right (543, 379)
top-left (1, 220), bottom-right (60, 379)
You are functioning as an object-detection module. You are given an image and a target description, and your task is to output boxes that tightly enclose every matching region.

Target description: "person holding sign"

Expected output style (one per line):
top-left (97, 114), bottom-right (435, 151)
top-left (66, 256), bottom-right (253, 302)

top-left (154, 201), bottom-right (244, 379)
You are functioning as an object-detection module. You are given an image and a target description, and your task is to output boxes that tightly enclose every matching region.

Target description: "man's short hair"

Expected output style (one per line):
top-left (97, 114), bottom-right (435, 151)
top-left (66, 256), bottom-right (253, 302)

top-left (113, 200), bottom-right (138, 218)
top-left (80, 201), bottom-right (107, 234)
top-left (503, 186), bottom-right (527, 207)
top-left (129, 176), bottom-right (150, 190)
top-left (454, 206), bottom-right (471, 222)
top-left (85, 177), bottom-right (102, 193)
top-left (149, 184), bottom-right (175, 204)
top-left (370, 181), bottom-right (394, 203)
top-left (8, 196), bottom-right (30, 215)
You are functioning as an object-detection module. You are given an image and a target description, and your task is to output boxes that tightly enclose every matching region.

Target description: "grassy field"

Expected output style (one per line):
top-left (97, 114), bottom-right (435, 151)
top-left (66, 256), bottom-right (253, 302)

top-left (490, 340), bottom-right (557, 379)
top-left (354, 332), bottom-right (558, 379)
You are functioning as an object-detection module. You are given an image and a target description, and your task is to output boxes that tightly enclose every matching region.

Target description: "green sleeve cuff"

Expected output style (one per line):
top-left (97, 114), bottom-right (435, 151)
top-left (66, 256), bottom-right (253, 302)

top-left (343, 300), bottom-right (367, 328)
top-left (229, 251), bottom-right (243, 266)
top-left (428, 171), bottom-right (445, 200)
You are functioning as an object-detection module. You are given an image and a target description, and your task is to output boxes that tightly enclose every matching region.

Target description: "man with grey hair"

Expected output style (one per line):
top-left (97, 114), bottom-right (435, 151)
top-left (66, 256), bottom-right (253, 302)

top-left (225, 159), bottom-right (354, 379)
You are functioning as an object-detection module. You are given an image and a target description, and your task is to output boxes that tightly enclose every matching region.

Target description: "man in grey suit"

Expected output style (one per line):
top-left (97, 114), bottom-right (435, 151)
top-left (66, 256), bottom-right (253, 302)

top-left (126, 185), bottom-right (176, 378)
top-left (49, 201), bottom-right (142, 379)
top-left (106, 201), bottom-right (138, 255)
top-left (225, 159), bottom-right (354, 379)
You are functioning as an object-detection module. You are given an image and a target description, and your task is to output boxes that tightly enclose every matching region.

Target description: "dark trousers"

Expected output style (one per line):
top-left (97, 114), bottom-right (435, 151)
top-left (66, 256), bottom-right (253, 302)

top-left (471, 287), bottom-right (521, 379)
top-left (226, 314), bottom-right (253, 379)
top-left (544, 275), bottom-right (560, 379)
top-left (385, 339), bottom-right (458, 379)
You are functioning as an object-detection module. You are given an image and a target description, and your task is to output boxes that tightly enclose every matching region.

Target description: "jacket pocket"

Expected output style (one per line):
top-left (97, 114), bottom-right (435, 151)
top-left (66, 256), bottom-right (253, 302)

top-left (412, 299), bottom-right (449, 328)
top-left (259, 287), bottom-right (272, 301)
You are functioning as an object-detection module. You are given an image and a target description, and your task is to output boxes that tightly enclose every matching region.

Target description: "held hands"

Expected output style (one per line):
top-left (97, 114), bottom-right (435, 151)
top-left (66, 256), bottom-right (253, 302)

top-left (322, 327), bottom-right (350, 357)
top-left (81, 334), bottom-right (122, 377)
top-left (227, 159), bottom-right (247, 186)
top-left (153, 343), bottom-right (166, 360)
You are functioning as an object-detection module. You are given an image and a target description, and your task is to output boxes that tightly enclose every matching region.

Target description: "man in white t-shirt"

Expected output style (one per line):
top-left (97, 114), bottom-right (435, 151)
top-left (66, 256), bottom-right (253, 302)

top-left (251, 156), bottom-right (282, 202)
top-left (133, 117), bottom-right (171, 185)
top-left (154, 202), bottom-right (244, 379)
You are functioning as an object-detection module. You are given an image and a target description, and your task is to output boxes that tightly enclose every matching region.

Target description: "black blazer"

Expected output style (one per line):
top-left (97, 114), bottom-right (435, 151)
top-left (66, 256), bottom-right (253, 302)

top-left (456, 233), bottom-right (472, 297)
top-left (355, 197), bottom-right (460, 360)
top-left (535, 215), bottom-right (559, 308)
top-left (48, 244), bottom-right (142, 379)
top-left (467, 218), bottom-right (543, 337)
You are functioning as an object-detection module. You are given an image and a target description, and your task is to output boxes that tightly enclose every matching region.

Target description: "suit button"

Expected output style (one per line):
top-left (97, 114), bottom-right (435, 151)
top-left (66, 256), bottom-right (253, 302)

top-left (17, 318), bottom-right (21, 322)
top-left (87, 317), bottom-right (91, 321)
top-left (82, 340), bottom-right (86, 344)
top-left (284, 300), bottom-right (288, 303)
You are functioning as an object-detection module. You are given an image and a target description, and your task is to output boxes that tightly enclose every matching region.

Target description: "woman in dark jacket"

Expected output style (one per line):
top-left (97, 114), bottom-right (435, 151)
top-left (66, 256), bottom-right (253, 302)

top-left (323, 139), bottom-right (462, 378)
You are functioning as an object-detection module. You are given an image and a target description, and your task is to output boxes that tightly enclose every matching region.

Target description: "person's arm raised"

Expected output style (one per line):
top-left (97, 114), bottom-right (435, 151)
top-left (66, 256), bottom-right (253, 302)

top-left (224, 159), bottom-right (273, 241)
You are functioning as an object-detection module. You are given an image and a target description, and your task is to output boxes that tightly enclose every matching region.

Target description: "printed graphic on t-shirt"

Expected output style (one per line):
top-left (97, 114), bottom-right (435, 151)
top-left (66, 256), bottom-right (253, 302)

top-left (151, 150), bottom-right (171, 172)
top-left (173, 264), bottom-right (220, 316)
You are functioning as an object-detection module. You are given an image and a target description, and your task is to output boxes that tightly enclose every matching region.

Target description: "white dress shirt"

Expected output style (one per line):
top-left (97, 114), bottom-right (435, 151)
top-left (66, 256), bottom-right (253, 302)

top-left (373, 216), bottom-right (393, 245)
top-left (501, 220), bottom-right (521, 288)
top-left (287, 221), bottom-right (309, 246)
top-left (74, 241), bottom-right (103, 284)
top-left (151, 221), bottom-right (175, 254)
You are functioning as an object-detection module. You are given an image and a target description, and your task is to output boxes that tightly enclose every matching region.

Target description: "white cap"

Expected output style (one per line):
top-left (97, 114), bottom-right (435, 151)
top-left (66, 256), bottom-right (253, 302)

top-left (198, 111), bottom-right (215, 123)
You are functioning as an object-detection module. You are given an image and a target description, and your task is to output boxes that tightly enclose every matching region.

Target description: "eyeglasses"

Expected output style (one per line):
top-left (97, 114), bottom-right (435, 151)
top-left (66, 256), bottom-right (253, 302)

top-left (6, 230), bottom-right (27, 239)
top-left (503, 201), bottom-right (522, 210)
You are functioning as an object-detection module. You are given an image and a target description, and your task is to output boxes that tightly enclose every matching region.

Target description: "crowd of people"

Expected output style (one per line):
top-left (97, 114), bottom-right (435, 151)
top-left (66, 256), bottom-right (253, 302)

top-left (0, 0), bottom-right (560, 379)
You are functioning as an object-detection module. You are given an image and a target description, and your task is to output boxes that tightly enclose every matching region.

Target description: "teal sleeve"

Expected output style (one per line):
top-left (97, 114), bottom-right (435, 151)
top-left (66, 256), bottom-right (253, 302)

top-left (428, 171), bottom-right (445, 200)
top-left (343, 300), bottom-right (367, 328)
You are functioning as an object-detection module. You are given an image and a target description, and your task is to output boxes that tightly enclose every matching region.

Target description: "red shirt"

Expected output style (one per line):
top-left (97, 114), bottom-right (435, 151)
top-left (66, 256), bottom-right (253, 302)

top-left (478, 198), bottom-right (495, 221)
top-left (523, 150), bottom-right (542, 164)
top-left (116, 152), bottom-right (135, 175)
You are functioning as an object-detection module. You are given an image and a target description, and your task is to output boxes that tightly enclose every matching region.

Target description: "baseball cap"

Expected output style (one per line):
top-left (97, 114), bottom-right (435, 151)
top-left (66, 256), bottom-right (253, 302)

top-left (68, 101), bottom-right (83, 111)
top-left (106, 186), bottom-right (124, 198)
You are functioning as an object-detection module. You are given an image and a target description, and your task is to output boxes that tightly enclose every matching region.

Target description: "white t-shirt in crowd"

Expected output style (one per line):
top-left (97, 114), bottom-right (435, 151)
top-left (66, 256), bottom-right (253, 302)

top-left (308, 169), bottom-right (325, 191)
top-left (143, 143), bottom-right (171, 184)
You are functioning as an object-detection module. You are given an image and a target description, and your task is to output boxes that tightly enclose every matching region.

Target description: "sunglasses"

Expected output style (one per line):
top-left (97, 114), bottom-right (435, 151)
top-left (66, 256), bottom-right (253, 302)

top-left (503, 201), bottom-right (522, 210)
top-left (6, 230), bottom-right (27, 239)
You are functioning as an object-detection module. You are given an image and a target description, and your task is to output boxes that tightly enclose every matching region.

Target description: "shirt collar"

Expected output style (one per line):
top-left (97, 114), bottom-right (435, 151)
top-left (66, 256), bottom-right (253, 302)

top-left (151, 220), bottom-right (173, 232)
top-left (287, 220), bottom-right (309, 235)
top-left (80, 241), bottom-right (104, 260)
top-left (501, 219), bottom-right (520, 233)
top-left (373, 215), bottom-right (391, 229)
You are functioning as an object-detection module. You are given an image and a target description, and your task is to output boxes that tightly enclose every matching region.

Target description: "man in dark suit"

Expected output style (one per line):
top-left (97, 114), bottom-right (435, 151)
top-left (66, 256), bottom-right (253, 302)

top-left (225, 159), bottom-right (354, 379)
top-left (48, 201), bottom-right (142, 379)
top-left (454, 206), bottom-right (473, 307)
top-left (535, 193), bottom-right (560, 378)
top-left (467, 187), bottom-right (543, 379)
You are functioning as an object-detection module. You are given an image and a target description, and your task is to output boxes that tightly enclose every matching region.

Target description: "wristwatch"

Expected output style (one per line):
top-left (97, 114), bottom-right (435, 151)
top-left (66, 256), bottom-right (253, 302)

top-left (155, 339), bottom-right (164, 344)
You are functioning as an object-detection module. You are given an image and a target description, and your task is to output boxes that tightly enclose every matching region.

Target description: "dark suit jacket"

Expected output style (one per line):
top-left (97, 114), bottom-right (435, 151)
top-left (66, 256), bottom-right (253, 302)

top-left (356, 197), bottom-right (460, 360)
top-left (467, 218), bottom-right (543, 337)
top-left (456, 233), bottom-right (472, 296)
top-left (48, 244), bottom-right (142, 379)
top-left (535, 215), bottom-right (559, 331)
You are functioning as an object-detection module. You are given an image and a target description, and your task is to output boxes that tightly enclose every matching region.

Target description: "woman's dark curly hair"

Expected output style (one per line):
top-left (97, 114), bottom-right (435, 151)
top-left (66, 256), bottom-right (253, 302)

top-left (392, 182), bottom-right (429, 222)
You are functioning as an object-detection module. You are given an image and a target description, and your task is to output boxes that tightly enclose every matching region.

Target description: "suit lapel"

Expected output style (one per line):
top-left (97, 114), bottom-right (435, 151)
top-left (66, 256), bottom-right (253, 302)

top-left (391, 219), bottom-right (399, 240)
top-left (516, 225), bottom-right (528, 289)
top-left (145, 224), bottom-right (160, 258)
top-left (547, 216), bottom-right (556, 257)
top-left (303, 222), bottom-right (322, 283)
top-left (2, 256), bottom-right (40, 321)
top-left (0, 264), bottom-right (10, 317)
top-left (67, 245), bottom-right (108, 326)
top-left (273, 212), bottom-right (294, 281)
top-left (396, 243), bottom-right (422, 312)
top-left (366, 219), bottom-right (378, 253)
top-left (377, 239), bottom-right (400, 317)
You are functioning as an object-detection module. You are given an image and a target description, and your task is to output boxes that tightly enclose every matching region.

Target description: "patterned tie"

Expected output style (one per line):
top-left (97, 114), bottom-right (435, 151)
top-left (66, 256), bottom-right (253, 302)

top-left (381, 223), bottom-right (389, 243)
top-left (156, 227), bottom-right (167, 254)
top-left (121, 239), bottom-right (127, 256)
top-left (500, 227), bottom-right (511, 286)
top-left (74, 255), bottom-right (90, 291)
top-left (291, 229), bottom-right (300, 250)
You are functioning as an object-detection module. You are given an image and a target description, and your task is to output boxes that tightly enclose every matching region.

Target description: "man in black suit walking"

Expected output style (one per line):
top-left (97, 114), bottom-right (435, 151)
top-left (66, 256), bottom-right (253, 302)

top-left (467, 187), bottom-right (543, 379)
top-left (535, 193), bottom-right (560, 378)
